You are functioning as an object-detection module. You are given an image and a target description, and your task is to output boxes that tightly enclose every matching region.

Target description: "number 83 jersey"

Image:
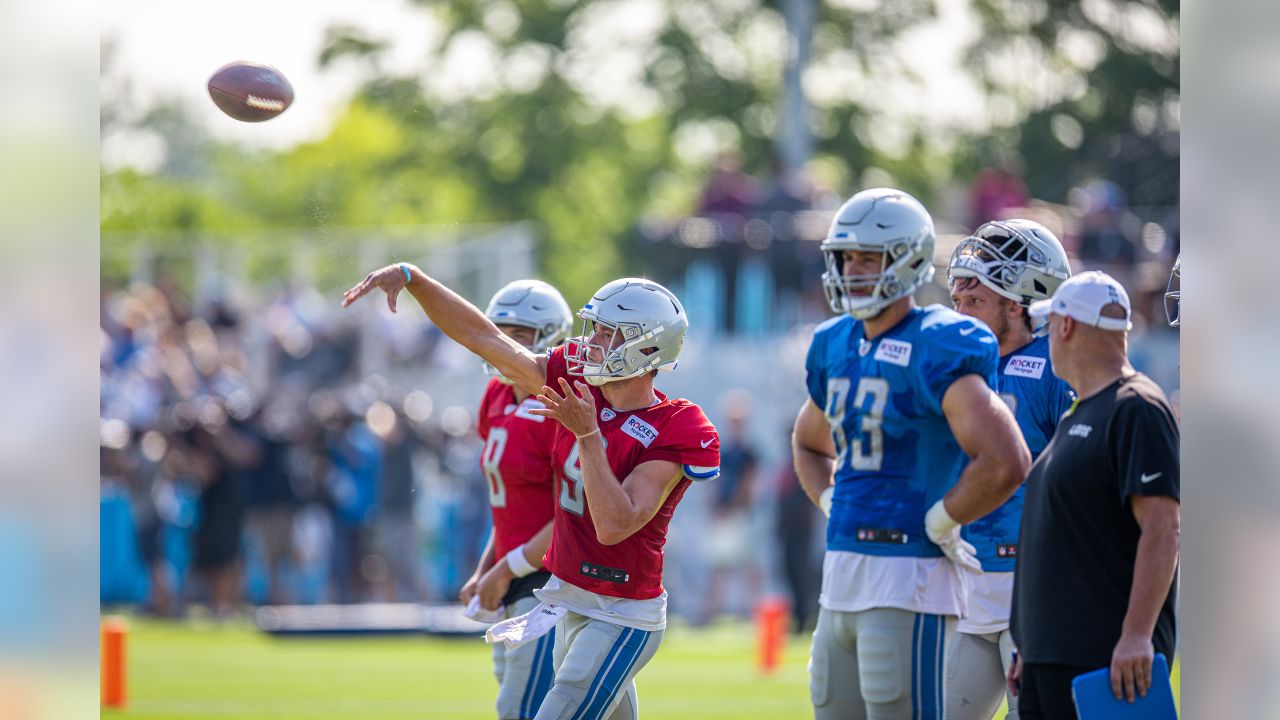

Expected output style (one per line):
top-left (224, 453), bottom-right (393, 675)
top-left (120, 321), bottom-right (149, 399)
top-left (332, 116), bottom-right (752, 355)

top-left (805, 305), bottom-right (999, 559)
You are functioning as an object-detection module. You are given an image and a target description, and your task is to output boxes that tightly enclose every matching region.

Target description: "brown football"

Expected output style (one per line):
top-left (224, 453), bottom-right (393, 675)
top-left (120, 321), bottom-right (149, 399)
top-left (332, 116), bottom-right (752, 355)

top-left (207, 61), bottom-right (294, 122)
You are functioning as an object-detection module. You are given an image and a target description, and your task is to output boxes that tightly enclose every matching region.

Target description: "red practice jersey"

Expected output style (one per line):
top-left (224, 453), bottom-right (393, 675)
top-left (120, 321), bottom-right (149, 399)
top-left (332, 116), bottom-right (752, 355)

top-left (477, 379), bottom-right (559, 559)
top-left (542, 344), bottom-right (721, 600)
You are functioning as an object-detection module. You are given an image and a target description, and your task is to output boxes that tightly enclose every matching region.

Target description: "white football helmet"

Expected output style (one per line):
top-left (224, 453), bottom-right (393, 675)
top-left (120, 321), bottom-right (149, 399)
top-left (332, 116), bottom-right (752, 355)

top-left (565, 278), bottom-right (687, 386)
top-left (948, 219), bottom-right (1072, 307)
top-left (1164, 254), bottom-right (1181, 328)
top-left (820, 188), bottom-right (937, 319)
top-left (483, 279), bottom-right (573, 384)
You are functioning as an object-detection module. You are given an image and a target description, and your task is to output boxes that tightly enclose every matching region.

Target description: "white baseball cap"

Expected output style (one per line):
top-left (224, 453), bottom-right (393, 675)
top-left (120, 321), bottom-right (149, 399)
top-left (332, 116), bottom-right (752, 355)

top-left (1028, 270), bottom-right (1133, 331)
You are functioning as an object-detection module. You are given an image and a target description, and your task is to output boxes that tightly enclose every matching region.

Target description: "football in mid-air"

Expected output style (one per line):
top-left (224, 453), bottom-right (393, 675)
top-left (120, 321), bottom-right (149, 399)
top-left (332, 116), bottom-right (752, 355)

top-left (207, 62), bottom-right (294, 122)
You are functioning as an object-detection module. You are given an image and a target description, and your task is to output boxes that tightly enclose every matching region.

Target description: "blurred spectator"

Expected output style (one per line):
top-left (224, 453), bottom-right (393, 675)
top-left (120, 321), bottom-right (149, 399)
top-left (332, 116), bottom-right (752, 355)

top-left (371, 404), bottom-right (429, 601)
top-left (753, 160), bottom-right (824, 330)
top-left (698, 391), bottom-right (760, 623)
top-left (242, 401), bottom-right (301, 606)
top-left (324, 407), bottom-right (383, 603)
top-left (970, 162), bottom-right (1029, 229)
top-left (755, 159), bottom-right (813, 220)
top-left (696, 153), bottom-right (761, 334)
top-left (697, 152), bottom-right (760, 216)
top-left (773, 436), bottom-right (822, 634)
top-left (1073, 180), bottom-right (1138, 273)
top-left (185, 422), bottom-right (251, 619)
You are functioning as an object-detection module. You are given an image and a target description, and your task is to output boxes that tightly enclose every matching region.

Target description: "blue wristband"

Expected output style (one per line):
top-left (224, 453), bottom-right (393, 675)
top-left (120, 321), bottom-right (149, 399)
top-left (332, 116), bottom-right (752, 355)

top-left (399, 263), bottom-right (412, 285)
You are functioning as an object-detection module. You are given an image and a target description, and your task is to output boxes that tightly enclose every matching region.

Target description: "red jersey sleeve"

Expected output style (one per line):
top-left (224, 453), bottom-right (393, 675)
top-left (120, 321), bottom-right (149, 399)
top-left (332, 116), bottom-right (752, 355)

top-left (545, 344), bottom-right (571, 389)
top-left (639, 401), bottom-right (720, 482)
top-left (477, 378), bottom-right (499, 440)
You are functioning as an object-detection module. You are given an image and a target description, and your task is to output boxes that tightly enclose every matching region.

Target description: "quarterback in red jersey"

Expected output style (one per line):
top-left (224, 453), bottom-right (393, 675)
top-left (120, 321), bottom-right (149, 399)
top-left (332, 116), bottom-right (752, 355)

top-left (342, 268), bottom-right (719, 720)
top-left (458, 279), bottom-right (572, 720)
top-left (535, 342), bottom-right (720, 599)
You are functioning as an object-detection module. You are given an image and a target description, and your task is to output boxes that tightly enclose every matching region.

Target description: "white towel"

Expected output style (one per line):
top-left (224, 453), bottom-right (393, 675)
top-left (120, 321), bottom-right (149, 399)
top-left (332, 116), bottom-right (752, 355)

top-left (484, 601), bottom-right (567, 649)
top-left (464, 595), bottom-right (505, 624)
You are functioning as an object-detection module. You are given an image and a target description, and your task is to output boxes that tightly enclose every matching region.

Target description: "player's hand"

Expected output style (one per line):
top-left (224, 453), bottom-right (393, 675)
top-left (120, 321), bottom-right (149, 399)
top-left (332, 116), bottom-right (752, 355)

top-left (818, 486), bottom-right (833, 517)
top-left (933, 528), bottom-right (982, 574)
top-left (477, 561), bottom-right (514, 612)
top-left (340, 263), bottom-right (414, 313)
top-left (925, 499), bottom-right (983, 574)
top-left (531, 378), bottom-right (600, 438)
top-left (1109, 632), bottom-right (1154, 703)
top-left (1007, 651), bottom-right (1022, 697)
top-left (459, 572), bottom-right (481, 606)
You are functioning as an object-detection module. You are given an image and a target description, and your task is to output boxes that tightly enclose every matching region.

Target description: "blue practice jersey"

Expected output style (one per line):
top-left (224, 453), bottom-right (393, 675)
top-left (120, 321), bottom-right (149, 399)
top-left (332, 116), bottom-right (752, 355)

top-left (805, 305), bottom-right (999, 558)
top-left (962, 334), bottom-right (1075, 571)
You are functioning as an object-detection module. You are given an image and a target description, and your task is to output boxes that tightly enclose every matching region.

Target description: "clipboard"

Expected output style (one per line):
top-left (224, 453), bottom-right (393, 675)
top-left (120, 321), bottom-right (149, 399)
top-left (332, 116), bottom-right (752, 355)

top-left (1071, 652), bottom-right (1178, 719)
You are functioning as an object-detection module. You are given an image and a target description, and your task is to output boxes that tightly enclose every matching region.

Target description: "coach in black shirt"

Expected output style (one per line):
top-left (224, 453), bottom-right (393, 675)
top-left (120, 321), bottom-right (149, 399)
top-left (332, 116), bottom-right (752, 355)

top-left (1009, 272), bottom-right (1180, 719)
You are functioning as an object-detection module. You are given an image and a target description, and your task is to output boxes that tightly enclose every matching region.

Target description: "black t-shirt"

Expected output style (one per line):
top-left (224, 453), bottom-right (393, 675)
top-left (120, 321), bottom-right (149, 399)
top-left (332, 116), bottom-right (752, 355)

top-left (1011, 372), bottom-right (1180, 666)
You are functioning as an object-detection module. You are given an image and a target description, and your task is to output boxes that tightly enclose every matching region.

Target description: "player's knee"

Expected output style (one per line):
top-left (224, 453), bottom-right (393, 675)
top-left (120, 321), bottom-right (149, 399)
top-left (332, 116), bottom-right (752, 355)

top-left (533, 686), bottom-right (581, 720)
top-left (607, 685), bottom-right (637, 720)
top-left (857, 630), bottom-right (906, 704)
top-left (494, 673), bottom-right (534, 720)
top-left (495, 693), bottom-right (524, 720)
top-left (497, 639), bottom-right (555, 719)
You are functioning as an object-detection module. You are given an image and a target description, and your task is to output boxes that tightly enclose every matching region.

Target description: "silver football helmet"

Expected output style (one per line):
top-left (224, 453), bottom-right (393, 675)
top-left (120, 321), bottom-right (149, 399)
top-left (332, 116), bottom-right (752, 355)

top-left (820, 188), bottom-right (937, 319)
top-left (948, 219), bottom-right (1072, 307)
top-left (566, 278), bottom-right (687, 386)
top-left (1164, 254), bottom-right (1181, 328)
top-left (483, 279), bottom-right (573, 384)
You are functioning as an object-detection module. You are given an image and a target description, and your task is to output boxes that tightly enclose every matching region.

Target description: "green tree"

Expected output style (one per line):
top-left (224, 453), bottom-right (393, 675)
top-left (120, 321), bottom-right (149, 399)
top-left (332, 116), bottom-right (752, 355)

top-left (315, 0), bottom-right (943, 299)
top-left (963, 0), bottom-right (1179, 205)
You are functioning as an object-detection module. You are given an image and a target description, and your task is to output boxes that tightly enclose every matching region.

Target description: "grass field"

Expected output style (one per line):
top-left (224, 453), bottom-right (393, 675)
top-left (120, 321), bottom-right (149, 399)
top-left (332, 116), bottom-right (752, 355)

top-left (102, 617), bottom-right (1178, 719)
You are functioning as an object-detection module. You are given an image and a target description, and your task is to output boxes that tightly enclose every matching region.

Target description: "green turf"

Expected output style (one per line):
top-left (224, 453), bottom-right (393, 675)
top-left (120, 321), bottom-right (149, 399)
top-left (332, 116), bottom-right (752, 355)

top-left (102, 616), bottom-right (1178, 719)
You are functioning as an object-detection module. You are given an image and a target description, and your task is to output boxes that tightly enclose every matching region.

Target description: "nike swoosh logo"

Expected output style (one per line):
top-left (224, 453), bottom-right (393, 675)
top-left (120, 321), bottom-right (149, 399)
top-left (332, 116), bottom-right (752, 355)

top-left (959, 326), bottom-right (979, 336)
top-left (701, 438), bottom-right (714, 448)
top-left (1140, 472), bottom-right (1162, 484)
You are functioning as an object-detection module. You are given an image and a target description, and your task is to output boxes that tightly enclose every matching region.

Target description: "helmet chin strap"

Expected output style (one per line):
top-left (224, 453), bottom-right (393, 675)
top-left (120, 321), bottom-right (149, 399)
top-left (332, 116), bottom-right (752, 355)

top-left (842, 292), bottom-right (889, 319)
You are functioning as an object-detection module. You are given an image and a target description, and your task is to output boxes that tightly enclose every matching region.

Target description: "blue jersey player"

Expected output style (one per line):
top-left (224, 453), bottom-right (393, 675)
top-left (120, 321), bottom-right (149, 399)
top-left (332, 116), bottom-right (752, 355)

top-left (943, 219), bottom-right (1074, 720)
top-left (792, 188), bottom-right (1032, 720)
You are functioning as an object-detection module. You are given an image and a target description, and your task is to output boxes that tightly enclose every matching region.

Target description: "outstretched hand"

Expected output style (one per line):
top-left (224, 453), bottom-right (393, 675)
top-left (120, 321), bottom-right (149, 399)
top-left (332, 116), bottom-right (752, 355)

top-left (530, 378), bottom-right (600, 437)
top-left (341, 264), bottom-right (413, 313)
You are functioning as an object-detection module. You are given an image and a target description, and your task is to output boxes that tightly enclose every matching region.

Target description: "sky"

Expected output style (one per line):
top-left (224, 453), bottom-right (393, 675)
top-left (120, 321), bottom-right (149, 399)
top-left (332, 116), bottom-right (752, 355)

top-left (100, 0), bottom-right (985, 171)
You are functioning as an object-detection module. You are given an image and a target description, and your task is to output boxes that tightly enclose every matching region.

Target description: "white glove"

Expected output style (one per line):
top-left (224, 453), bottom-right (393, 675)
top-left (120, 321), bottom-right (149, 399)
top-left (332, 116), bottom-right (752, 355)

top-left (818, 486), bottom-right (833, 517)
top-left (464, 595), bottom-right (504, 623)
top-left (925, 499), bottom-right (982, 575)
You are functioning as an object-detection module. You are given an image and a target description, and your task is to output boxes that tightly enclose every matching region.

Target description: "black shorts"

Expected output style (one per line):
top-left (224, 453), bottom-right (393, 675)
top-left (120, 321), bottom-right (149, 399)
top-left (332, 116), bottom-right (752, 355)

top-left (194, 478), bottom-right (244, 570)
top-left (1018, 662), bottom-right (1093, 720)
top-left (502, 570), bottom-right (551, 607)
